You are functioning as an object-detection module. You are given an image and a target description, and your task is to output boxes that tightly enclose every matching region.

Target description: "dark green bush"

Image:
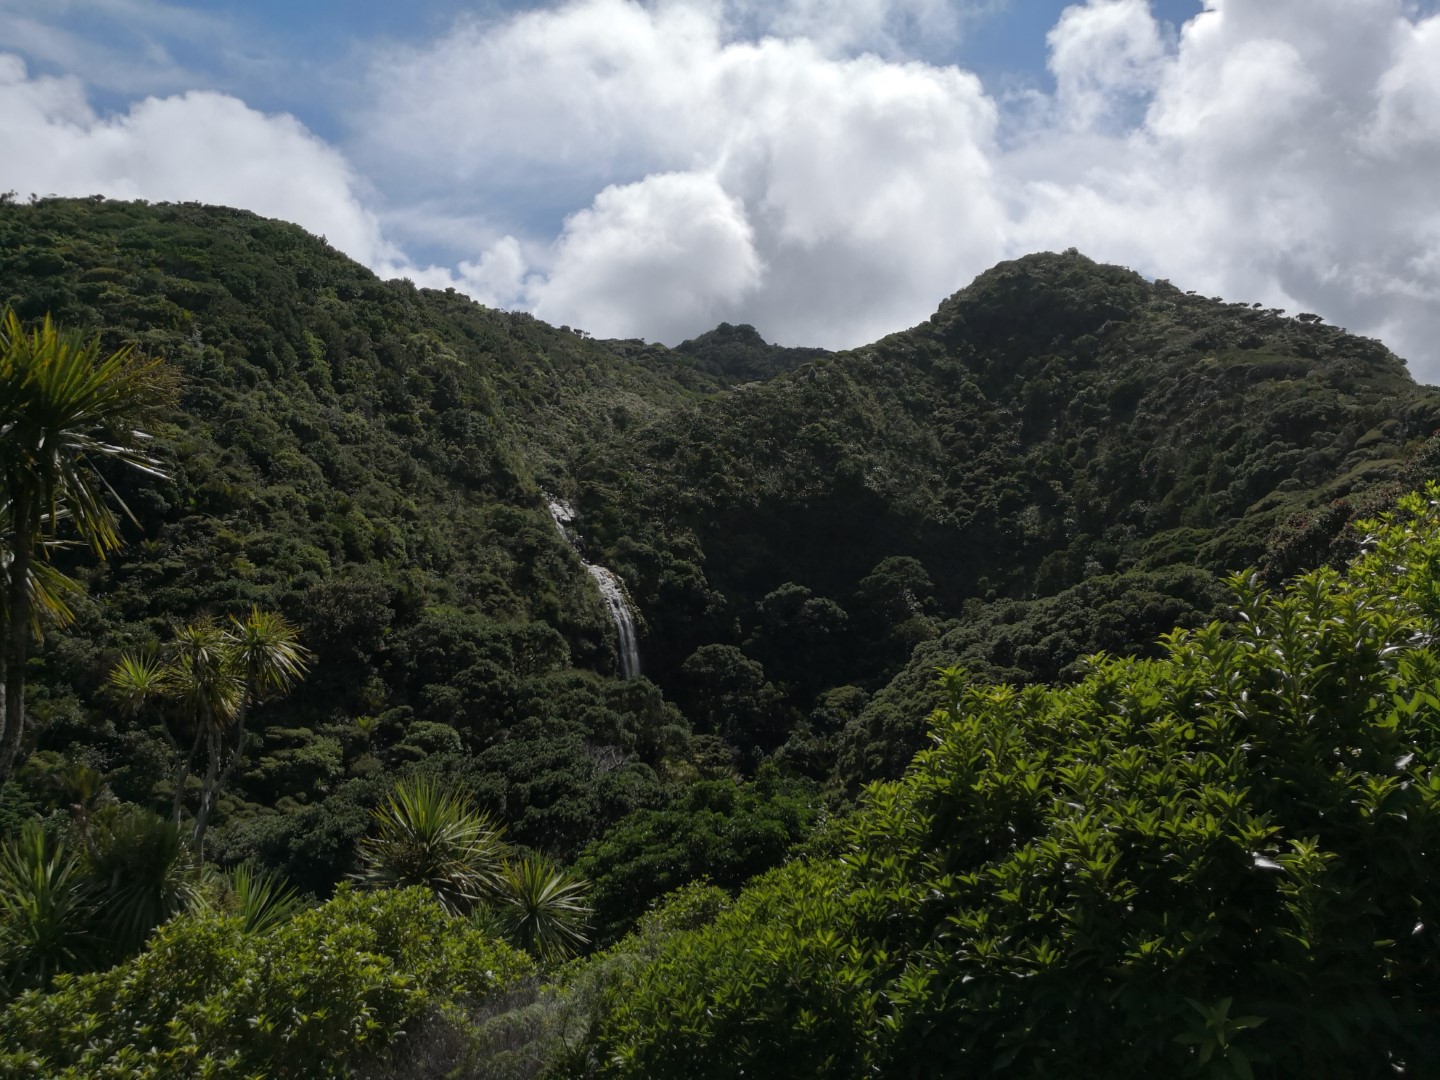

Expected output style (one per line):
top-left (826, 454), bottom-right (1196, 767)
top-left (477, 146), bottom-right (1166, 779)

top-left (0, 885), bottom-right (532, 1078)
top-left (588, 488), bottom-right (1440, 1078)
top-left (575, 768), bottom-right (820, 945)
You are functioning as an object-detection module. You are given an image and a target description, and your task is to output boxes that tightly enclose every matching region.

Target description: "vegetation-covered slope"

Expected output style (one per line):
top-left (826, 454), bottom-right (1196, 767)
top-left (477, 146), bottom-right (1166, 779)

top-left (2, 195), bottom-right (1437, 896)
top-left (586, 491), bottom-right (1440, 1078)
top-left (5, 195), bottom-right (1440, 1077)
top-left (580, 250), bottom-right (1440, 781)
top-left (0, 196), bottom-right (721, 885)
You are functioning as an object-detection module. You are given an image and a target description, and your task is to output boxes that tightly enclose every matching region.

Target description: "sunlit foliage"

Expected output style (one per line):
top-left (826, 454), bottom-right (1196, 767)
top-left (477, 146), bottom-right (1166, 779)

top-left (588, 488), bottom-right (1440, 1077)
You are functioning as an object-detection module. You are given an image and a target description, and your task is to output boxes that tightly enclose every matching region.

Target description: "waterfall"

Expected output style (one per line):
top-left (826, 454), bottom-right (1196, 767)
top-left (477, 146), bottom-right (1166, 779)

top-left (545, 497), bottom-right (641, 679)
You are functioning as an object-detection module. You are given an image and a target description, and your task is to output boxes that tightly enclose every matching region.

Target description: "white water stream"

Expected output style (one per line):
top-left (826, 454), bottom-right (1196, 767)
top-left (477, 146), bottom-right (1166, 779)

top-left (545, 497), bottom-right (641, 679)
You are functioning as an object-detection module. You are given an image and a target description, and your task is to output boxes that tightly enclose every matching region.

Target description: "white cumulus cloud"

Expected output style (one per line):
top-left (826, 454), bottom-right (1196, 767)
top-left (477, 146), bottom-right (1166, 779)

top-left (721, 0), bottom-right (982, 58)
top-left (524, 171), bottom-right (763, 340)
top-left (358, 0), bottom-right (1006, 349)
top-left (6, 0), bottom-right (1440, 380)
top-left (350, 0), bottom-right (1440, 376)
top-left (0, 54), bottom-right (395, 267)
top-left (1047, 0), bottom-right (1167, 131)
top-left (1010, 0), bottom-right (1440, 374)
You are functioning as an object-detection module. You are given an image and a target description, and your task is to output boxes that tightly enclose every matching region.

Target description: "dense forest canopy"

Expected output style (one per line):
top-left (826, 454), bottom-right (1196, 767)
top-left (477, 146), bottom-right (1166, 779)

top-left (588, 490), bottom-right (1440, 1077)
top-left (3, 195), bottom-right (1440, 1075)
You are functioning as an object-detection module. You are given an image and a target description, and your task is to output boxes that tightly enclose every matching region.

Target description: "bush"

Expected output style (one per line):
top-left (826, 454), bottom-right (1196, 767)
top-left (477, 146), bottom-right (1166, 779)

top-left (0, 885), bottom-right (532, 1078)
top-left (574, 768), bottom-right (819, 945)
top-left (355, 777), bottom-right (506, 913)
top-left (490, 856), bottom-right (592, 962)
top-left (86, 807), bottom-right (203, 961)
top-left (0, 825), bottom-right (95, 999)
top-left (587, 487), bottom-right (1440, 1078)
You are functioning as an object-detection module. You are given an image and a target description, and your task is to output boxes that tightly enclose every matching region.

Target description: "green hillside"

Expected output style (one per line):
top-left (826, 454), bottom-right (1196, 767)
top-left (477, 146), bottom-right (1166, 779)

top-left (579, 249), bottom-right (1440, 783)
top-left (3, 196), bottom-right (1440, 1075)
top-left (587, 491), bottom-right (1440, 1077)
top-left (2, 197), bottom-right (1437, 874)
top-left (0, 197), bottom-right (727, 884)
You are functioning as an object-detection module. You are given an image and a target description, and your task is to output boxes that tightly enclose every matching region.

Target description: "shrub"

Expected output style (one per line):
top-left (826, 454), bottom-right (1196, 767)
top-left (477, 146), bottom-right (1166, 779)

top-left (86, 807), bottom-right (203, 961)
top-left (221, 862), bottom-right (308, 936)
top-left (0, 824), bottom-right (95, 999)
top-left (491, 856), bottom-right (591, 962)
top-left (587, 487), bottom-right (1440, 1078)
top-left (355, 777), bottom-right (507, 913)
top-left (0, 885), bottom-right (532, 1078)
top-left (574, 768), bottom-right (819, 945)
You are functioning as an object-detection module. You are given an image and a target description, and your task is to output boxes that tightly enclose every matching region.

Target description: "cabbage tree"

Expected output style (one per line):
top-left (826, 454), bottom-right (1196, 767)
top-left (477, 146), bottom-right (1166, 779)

top-left (109, 608), bottom-right (310, 855)
top-left (0, 310), bottom-right (172, 786)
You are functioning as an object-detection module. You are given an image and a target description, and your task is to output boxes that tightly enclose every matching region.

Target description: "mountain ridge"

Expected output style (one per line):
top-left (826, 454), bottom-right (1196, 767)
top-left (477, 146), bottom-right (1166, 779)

top-left (2, 195), bottom-right (1436, 878)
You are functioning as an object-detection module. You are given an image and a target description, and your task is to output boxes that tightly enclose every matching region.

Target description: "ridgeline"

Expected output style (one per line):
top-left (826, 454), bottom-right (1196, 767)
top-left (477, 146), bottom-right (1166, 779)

top-left (2, 195), bottom-right (1436, 871)
top-left (4, 195), bottom-right (1440, 1075)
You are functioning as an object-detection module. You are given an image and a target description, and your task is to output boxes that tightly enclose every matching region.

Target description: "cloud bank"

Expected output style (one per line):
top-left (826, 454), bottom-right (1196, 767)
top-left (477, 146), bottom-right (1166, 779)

top-left (3, 0), bottom-right (1440, 379)
top-left (0, 54), bottom-right (396, 267)
top-left (1016, 0), bottom-right (1440, 373)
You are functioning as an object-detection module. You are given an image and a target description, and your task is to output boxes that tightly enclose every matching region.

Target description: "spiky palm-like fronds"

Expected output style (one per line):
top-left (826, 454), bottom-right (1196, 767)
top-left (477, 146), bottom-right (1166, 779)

top-left (54, 762), bottom-right (110, 861)
top-left (107, 651), bottom-right (171, 716)
top-left (226, 862), bottom-right (308, 936)
top-left (356, 777), bottom-right (507, 914)
top-left (87, 807), bottom-right (203, 959)
top-left (493, 857), bottom-right (592, 963)
top-left (107, 610), bottom-right (311, 853)
top-left (228, 607), bottom-right (310, 703)
top-left (0, 501), bottom-right (82, 638)
top-left (166, 619), bottom-right (244, 733)
top-left (0, 309), bottom-right (175, 784)
top-left (0, 824), bottom-right (96, 997)
top-left (189, 608), bottom-right (311, 853)
top-left (0, 310), bottom-right (173, 554)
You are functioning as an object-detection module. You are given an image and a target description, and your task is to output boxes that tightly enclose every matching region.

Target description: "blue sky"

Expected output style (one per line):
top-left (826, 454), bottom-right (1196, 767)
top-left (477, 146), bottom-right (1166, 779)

top-left (14, 1), bottom-right (1209, 139)
top-left (5, 0), bottom-right (1440, 379)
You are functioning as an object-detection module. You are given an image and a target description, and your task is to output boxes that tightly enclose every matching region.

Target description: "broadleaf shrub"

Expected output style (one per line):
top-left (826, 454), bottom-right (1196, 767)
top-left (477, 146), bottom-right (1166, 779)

top-left (0, 885), bottom-right (532, 1079)
top-left (587, 487), bottom-right (1440, 1078)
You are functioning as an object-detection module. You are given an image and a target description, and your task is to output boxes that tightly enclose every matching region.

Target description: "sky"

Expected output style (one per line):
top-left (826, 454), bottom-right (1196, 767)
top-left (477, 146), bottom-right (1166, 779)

top-left (4, 0), bottom-right (1440, 380)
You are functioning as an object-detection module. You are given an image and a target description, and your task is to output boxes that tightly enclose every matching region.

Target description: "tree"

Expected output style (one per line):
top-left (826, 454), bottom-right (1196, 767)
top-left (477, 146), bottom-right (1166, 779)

top-left (746, 582), bottom-right (850, 694)
top-left (85, 806), bottom-right (204, 961)
top-left (354, 776), bottom-right (507, 914)
top-left (491, 855), bottom-right (592, 962)
top-left (109, 608), bottom-right (311, 854)
top-left (589, 488), bottom-right (1440, 1076)
top-left (193, 609), bottom-right (310, 851)
top-left (575, 769), bottom-right (819, 945)
top-left (0, 309), bottom-right (173, 786)
top-left (0, 823), bottom-right (96, 998)
top-left (680, 644), bottom-right (790, 751)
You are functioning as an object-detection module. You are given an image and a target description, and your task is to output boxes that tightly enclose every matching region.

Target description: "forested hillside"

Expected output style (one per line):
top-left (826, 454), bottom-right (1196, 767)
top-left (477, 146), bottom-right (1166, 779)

top-left (3, 196), bottom-right (1439, 1076)
top-left (0, 196), bottom-right (727, 888)
top-left (579, 248), bottom-right (1440, 786)
top-left (586, 491), bottom-right (1440, 1077)
top-left (4, 194), bottom-right (1439, 878)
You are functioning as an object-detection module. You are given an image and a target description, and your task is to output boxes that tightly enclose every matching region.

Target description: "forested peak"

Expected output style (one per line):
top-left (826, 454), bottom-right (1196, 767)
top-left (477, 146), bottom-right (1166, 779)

top-left (677, 322), bottom-right (768, 351)
top-left (6, 194), bottom-right (1440, 1076)
top-left (924, 249), bottom-right (1146, 346)
top-left (1, 196), bottom-right (1434, 837)
top-left (941, 247), bottom-right (1145, 302)
top-left (916, 247), bottom-right (1414, 394)
top-left (672, 319), bottom-right (830, 385)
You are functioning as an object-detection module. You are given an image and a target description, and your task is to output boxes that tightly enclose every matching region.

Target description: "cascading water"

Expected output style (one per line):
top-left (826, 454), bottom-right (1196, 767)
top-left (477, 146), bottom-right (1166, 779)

top-left (584, 565), bottom-right (641, 681)
top-left (545, 497), bottom-right (641, 679)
